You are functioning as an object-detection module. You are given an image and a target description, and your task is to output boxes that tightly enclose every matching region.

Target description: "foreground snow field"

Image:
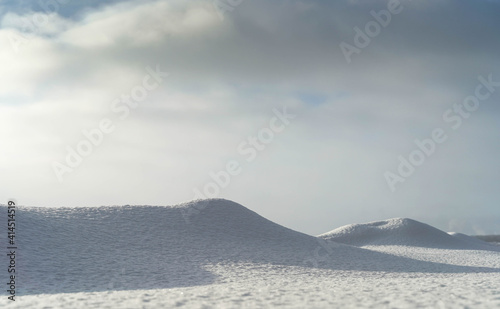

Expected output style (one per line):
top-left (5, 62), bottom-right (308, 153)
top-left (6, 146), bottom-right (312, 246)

top-left (1, 199), bottom-right (499, 308)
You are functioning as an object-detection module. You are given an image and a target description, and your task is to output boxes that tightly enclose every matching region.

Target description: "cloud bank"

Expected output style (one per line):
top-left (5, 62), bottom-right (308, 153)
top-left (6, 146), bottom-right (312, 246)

top-left (1, 0), bottom-right (499, 235)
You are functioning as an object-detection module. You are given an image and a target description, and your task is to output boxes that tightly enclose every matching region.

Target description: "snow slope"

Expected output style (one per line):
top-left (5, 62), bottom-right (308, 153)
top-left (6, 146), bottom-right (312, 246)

top-left (1, 200), bottom-right (499, 308)
top-left (4, 199), bottom-right (319, 294)
top-left (319, 218), bottom-right (500, 251)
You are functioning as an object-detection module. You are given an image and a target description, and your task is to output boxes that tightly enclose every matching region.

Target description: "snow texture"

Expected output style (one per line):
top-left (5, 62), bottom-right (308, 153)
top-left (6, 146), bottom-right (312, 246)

top-left (1, 199), bottom-right (499, 308)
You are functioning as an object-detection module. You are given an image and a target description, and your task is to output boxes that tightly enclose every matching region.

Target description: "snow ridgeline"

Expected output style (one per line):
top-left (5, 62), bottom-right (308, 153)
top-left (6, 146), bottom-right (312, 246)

top-left (0, 199), bottom-right (498, 296)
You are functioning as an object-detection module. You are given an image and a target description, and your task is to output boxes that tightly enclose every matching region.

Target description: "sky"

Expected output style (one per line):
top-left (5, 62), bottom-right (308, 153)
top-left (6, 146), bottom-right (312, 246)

top-left (1, 0), bottom-right (499, 236)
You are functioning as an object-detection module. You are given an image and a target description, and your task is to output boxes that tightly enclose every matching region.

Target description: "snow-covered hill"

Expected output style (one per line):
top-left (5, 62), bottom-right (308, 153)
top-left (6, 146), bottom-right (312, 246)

top-left (319, 218), bottom-right (499, 250)
top-left (1, 199), bottom-right (499, 308)
top-left (5, 199), bottom-right (320, 294)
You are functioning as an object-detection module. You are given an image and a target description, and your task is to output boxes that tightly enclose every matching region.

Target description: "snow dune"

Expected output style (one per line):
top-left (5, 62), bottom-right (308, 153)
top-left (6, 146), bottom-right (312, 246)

top-left (319, 218), bottom-right (499, 250)
top-left (1, 199), bottom-right (499, 297)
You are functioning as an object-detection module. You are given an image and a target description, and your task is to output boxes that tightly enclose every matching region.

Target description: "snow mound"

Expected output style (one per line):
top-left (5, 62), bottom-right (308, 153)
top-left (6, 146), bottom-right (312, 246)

top-left (2, 202), bottom-right (498, 296)
top-left (319, 218), bottom-right (500, 250)
top-left (448, 232), bottom-right (499, 247)
top-left (4, 199), bottom-right (320, 295)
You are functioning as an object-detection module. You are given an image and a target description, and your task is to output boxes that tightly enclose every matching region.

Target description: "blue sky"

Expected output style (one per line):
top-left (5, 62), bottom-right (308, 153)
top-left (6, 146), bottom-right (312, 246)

top-left (1, 0), bottom-right (499, 235)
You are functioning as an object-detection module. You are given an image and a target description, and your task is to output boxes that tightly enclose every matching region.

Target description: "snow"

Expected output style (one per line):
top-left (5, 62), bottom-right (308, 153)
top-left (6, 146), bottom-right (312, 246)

top-left (1, 199), bottom-right (499, 308)
top-left (319, 217), bottom-right (500, 250)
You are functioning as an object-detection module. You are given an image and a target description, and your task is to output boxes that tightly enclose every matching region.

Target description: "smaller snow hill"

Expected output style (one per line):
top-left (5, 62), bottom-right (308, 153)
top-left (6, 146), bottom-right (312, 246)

top-left (319, 218), bottom-right (500, 251)
top-left (474, 234), bottom-right (500, 244)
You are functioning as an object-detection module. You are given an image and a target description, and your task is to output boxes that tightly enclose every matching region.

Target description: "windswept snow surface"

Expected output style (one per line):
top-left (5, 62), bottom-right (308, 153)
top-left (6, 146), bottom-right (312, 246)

top-left (1, 199), bottom-right (499, 308)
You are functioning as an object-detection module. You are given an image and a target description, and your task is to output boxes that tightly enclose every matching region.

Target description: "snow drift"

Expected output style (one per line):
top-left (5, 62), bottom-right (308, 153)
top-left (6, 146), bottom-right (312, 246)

top-left (319, 218), bottom-right (499, 250)
top-left (1, 200), bottom-right (498, 296)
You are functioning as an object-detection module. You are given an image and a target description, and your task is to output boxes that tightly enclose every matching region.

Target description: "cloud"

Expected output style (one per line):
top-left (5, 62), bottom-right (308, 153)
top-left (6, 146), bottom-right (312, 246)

top-left (1, 0), bottom-right (499, 235)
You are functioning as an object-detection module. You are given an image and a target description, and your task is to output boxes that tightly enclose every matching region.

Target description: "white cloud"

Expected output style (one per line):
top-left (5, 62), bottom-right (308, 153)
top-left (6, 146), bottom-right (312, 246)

top-left (59, 1), bottom-right (222, 48)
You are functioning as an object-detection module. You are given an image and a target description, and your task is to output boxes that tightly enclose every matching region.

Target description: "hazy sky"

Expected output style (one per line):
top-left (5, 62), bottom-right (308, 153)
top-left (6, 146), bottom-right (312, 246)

top-left (1, 0), bottom-right (499, 235)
